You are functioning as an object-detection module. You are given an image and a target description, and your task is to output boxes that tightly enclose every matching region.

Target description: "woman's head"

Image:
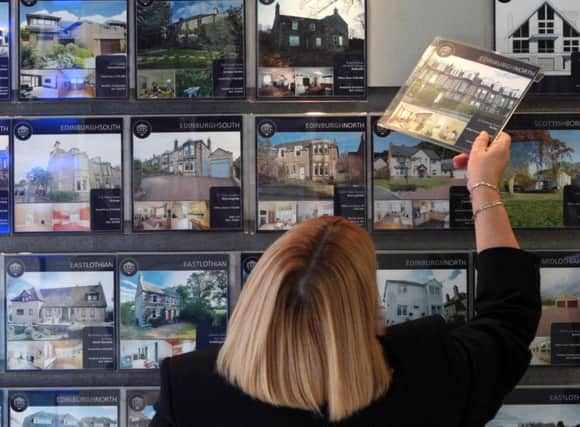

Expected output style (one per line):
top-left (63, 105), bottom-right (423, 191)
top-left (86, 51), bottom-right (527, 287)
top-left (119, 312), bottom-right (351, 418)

top-left (217, 216), bottom-right (391, 421)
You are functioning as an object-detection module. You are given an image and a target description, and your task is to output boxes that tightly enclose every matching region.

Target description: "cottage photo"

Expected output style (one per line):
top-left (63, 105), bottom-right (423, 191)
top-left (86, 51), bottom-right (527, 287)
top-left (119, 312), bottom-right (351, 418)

top-left (136, 0), bottom-right (243, 98)
top-left (501, 129), bottom-right (580, 227)
top-left (530, 266), bottom-right (580, 365)
top-left (127, 390), bottom-right (158, 427)
top-left (376, 268), bottom-right (467, 326)
top-left (19, 0), bottom-right (127, 99)
top-left (487, 404), bottom-right (580, 426)
top-left (10, 404), bottom-right (118, 427)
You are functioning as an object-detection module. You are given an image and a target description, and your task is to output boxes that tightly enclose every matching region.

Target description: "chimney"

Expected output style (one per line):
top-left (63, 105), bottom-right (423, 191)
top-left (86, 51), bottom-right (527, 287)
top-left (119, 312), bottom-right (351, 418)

top-left (207, 138), bottom-right (211, 152)
top-left (334, 7), bottom-right (338, 15)
top-left (446, 293), bottom-right (450, 302)
top-left (275, 2), bottom-right (280, 16)
top-left (174, 139), bottom-right (178, 151)
top-left (453, 285), bottom-right (459, 298)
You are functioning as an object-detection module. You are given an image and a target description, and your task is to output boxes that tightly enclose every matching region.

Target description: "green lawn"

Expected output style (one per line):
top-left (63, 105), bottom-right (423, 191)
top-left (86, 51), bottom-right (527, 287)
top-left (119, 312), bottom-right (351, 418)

top-left (374, 178), bottom-right (454, 191)
top-left (138, 48), bottom-right (226, 69)
top-left (502, 192), bottom-right (563, 227)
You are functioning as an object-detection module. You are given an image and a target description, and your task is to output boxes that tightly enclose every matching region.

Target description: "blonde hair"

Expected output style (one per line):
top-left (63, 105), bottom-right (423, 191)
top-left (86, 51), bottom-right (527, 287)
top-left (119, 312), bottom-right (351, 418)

top-left (217, 217), bottom-right (391, 421)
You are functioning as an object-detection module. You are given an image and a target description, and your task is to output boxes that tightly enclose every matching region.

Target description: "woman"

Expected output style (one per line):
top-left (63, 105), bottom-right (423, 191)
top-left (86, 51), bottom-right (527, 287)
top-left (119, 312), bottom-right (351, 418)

top-left (151, 131), bottom-right (541, 427)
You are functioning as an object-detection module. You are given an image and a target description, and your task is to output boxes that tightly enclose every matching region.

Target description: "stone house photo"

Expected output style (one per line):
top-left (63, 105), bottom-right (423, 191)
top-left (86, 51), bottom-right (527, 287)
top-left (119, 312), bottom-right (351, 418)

top-left (134, 274), bottom-right (181, 327)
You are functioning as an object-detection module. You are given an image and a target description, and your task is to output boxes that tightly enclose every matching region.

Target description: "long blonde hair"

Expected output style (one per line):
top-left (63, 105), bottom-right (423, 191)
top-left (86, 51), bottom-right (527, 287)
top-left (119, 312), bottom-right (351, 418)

top-left (217, 216), bottom-right (391, 421)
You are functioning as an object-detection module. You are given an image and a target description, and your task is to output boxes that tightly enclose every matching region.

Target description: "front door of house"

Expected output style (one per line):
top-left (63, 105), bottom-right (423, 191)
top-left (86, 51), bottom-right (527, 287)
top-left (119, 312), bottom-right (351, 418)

top-left (100, 39), bottom-right (122, 55)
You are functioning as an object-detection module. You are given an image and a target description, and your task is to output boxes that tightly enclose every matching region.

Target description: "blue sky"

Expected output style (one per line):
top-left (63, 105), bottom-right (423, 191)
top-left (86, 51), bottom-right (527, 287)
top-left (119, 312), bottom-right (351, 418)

top-left (546, 130), bottom-right (580, 163)
top-left (260, 131), bottom-right (363, 154)
top-left (171, 1), bottom-right (241, 22)
top-left (14, 405), bottom-right (117, 421)
top-left (21, 1), bottom-right (126, 25)
top-left (120, 270), bottom-right (192, 303)
top-left (0, 3), bottom-right (8, 28)
top-left (374, 132), bottom-right (423, 153)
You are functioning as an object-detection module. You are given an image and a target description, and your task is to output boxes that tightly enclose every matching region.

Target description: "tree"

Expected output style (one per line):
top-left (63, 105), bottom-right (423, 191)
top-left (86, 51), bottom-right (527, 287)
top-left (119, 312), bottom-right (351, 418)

top-left (133, 159), bottom-right (143, 193)
top-left (120, 301), bottom-right (135, 326)
top-left (137, 1), bottom-right (171, 29)
top-left (20, 44), bottom-right (47, 69)
top-left (257, 139), bottom-right (277, 181)
top-left (26, 167), bottom-right (52, 194)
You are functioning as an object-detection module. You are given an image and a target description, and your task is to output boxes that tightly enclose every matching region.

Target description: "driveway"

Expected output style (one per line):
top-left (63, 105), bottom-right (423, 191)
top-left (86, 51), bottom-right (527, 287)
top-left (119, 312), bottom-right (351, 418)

top-left (137, 175), bottom-right (237, 201)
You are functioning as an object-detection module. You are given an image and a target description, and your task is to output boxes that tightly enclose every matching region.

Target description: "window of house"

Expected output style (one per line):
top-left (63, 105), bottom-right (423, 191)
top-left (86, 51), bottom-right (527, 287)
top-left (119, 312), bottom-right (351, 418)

top-left (324, 165), bottom-right (329, 176)
top-left (86, 292), bottom-right (99, 302)
top-left (309, 23), bottom-right (316, 31)
top-left (431, 305), bottom-right (441, 315)
top-left (512, 21), bottom-right (529, 38)
top-left (91, 308), bottom-right (95, 318)
top-left (538, 39), bottom-right (555, 53)
top-left (37, 33), bottom-right (54, 41)
top-left (292, 21), bottom-right (299, 30)
top-left (81, 308), bottom-right (86, 317)
top-left (338, 35), bottom-right (344, 46)
top-left (564, 39), bottom-right (580, 52)
top-left (16, 309), bottom-right (24, 316)
top-left (512, 39), bottom-right (529, 53)
top-left (152, 295), bottom-right (158, 303)
top-left (397, 305), bottom-right (408, 316)
top-left (538, 4), bottom-right (555, 34)
top-left (398, 285), bottom-right (407, 294)
top-left (295, 146), bottom-right (301, 156)
top-left (315, 37), bottom-right (322, 47)
top-left (564, 21), bottom-right (580, 37)
top-left (289, 35), bottom-right (300, 47)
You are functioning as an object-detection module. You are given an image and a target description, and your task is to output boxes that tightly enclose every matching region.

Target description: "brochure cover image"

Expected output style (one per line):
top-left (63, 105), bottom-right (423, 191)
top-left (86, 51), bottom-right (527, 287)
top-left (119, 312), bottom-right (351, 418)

top-left (8, 389), bottom-right (119, 427)
top-left (132, 116), bottom-right (242, 231)
top-left (257, 0), bottom-right (366, 99)
top-left (487, 388), bottom-right (580, 426)
top-left (5, 254), bottom-right (116, 370)
top-left (371, 116), bottom-right (472, 230)
top-left (378, 38), bottom-right (541, 153)
top-left (0, 120), bottom-right (10, 234)
top-left (529, 252), bottom-right (580, 366)
top-left (0, 0), bottom-right (10, 100)
top-left (376, 253), bottom-right (469, 327)
top-left (256, 116), bottom-right (366, 230)
top-left (119, 254), bottom-right (229, 369)
top-left (127, 389), bottom-right (158, 427)
top-left (503, 114), bottom-right (580, 228)
top-left (495, 0), bottom-right (580, 94)
top-left (136, 0), bottom-right (245, 99)
top-left (19, 0), bottom-right (128, 100)
top-left (241, 252), bottom-right (261, 286)
top-left (13, 118), bottom-right (122, 233)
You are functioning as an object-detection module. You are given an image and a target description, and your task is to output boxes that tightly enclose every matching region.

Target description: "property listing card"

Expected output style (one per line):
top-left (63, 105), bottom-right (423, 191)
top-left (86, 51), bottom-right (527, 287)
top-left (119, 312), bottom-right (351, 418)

top-left (487, 388), bottom-right (580, 426)
top-left (503, 114), bottom-right (580, 228)
top-left (19, 0), bottom-right (128, 100)
top-left (495, 0), bottom-right (580, 94)
top-left (8, 389), bottom-right (119, 427)
top-left (136, 0), bottom-right (245, 99)
top-left (256, 116), bottom-right (366, 230)
top-left (0, 0), bottom-right (10, 100)
top-left (371, 116), bottom-right (472, 230)
top-left (119, 253), bottom-right (229, 369)
top-left (529, 252), bottom-right (580, 366)
top-left (132, 116), bottom-right (242, 231)
top-left (13, 118), bottom-right (122, 233)
top-left (376, 253), bottom-right (469, 327)
top-left (0, 119), bottom-right (10, 234)
top-left (127, 389), bottom-right (159, 427)
top-left (5, 254), bottom-right (116, 370)
top-left (257, 0), bottom-right (366, 99)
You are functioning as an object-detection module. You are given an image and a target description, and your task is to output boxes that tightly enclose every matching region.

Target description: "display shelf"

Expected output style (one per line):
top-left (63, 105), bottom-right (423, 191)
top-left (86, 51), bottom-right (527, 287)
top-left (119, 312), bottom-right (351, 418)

top-left (0, 370), bottom-right (159, 388)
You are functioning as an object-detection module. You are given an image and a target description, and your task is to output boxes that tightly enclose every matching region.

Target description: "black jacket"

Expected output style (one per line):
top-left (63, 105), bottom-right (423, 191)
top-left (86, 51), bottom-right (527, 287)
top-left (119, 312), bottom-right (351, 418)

top-left (151, 247), bottom-right (541, 427)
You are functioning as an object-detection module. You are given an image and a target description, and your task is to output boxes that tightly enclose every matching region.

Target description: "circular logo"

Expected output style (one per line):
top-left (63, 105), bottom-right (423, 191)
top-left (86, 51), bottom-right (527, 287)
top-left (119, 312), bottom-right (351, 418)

top-left (7, 260), bottom-right (25, 278)
top-left (21, 0), bottom-right (37, 6)
top-left (258, 120), bottom-right (276, 138)
top-left (437, 42), bottom-right (455, 58)
top-left (374, 122), bottom-right (390, 138)
top-left (133, 120), bottom-right (152, 139)
top-left (498, 0), bottom-right (511, 3)
top-left (243, 256), bottom-right (259, 275)
top-left (121, 259), bottom-right (138, 276)
top-left (259, 0), bottom-right (275, 4)
top-left (14, 123), bottom-right (32, 141)
top-left (129, 395), bottom-right (146, 412)
top-left (11, 395), bottom-right (29, 412)
top-left (137, 0), bottom-right (154, 7)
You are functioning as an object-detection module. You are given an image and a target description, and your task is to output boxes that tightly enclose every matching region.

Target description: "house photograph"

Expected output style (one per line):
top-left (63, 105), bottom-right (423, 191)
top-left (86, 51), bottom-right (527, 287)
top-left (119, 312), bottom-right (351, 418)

top-left (374, 200), bottom-right (413, 230)
top-left (120, 339), bottom-right (194, 369)
top-left (376, 267), bottom-right (467, 326)
top-left (11, 405), bottom-right (118, 427)
top-left (258, 0), bottom-right (365, 68)
top-left (133, 201), bottom-right (209, 231)
top-left (495, 0), bottom-right (580, 76)
top-left (258, 67), bottom-right (295, 97)
top-left (501, 129), bottom-right (580, 227)
top-left (0, 2), bottom-right (9, 57)
top-left (488, 404), bottom-right (580, 426)
top-left (257, 201), bottom-right (297, 230)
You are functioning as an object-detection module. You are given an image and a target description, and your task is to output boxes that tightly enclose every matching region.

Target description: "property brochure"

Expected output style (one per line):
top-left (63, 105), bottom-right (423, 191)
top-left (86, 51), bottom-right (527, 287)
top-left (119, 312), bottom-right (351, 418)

top-left (5, 254), bottom-right (116, 370)
top-left (13, 118), bottom-right (123, 233)
top-left (0, 0), bottom-right (9, 100)
top-left (371, 116), bottom-right (472, 230)
top-left (19, 0), bottom-right (128, 100)
top-left (503, 114), bottom-right (580, 228)
top-left (257, 0), bottom-right (366, 99)
top-left (378, 37), bottom-right (541, 153)
top-left (132, 116), bottom-right (242, 231)
top-left (119, 253), bottom-right (229, 369)
top-left (376, 253), bottom-right (469, 327)
top-left (495, 0), bottom-right (580, 94)
top-left (256, 116), bottom-right (366, 230)
top-left (136, 0), bottom-right (245, 99)
top-left (529, 252), bottom-right (580, 366)
top-left (241, 252), bottom-right (261, 286)
top-left (0, 119), bottom-right (10, 234)
top-left (487, 388), bottom-right (580, 426)
top-left (126, 389), bottom-right (159, 427)
top-left (8, 389), bottom-right (119, 427)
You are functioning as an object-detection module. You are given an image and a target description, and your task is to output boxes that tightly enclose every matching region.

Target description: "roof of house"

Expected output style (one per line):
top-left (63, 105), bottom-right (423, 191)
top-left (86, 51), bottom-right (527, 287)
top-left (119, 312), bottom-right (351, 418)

top-left (40, 284), bottom-right (108, 308)
top-left (384, 278), bottom-right (442, 288)
top-left (276, 7), bottom-right (347, 28)
top-left (390, 144), bottom-right (440, 160)
top-left (138, 276), bottom-right (179, 298)
top-left (10, 287), bottom-right (43, 302)
top-left (274, 139), bottom-right (338, 149)
top-left (504, 0), bottom-right (580, 38)
top-left (24, 411), bottom-right (79, 422)
top-left (209, 148), bottom-right (234, 160)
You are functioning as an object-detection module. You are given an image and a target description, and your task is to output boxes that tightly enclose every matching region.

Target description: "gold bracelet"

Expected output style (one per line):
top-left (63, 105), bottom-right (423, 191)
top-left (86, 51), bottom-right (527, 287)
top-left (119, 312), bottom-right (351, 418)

top-left (472, 200), bottom-right (504, 220)
top-left (468, 181), bottom-right (498, 193)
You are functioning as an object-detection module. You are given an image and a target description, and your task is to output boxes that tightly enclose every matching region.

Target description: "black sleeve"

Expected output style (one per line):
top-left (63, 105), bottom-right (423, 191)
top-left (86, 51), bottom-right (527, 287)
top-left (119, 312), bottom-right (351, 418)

top-left (150, 357), bottom-right (176, 427)
top-left (448, 247), bottom-right (541, 426)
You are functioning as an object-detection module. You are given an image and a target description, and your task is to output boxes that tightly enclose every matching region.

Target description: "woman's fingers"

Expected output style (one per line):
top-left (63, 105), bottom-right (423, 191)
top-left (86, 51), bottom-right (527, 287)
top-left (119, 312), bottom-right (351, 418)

top-left (472, 131), bottom-right (490, 153)
top-left (453, 153), bottom-right (469, 169)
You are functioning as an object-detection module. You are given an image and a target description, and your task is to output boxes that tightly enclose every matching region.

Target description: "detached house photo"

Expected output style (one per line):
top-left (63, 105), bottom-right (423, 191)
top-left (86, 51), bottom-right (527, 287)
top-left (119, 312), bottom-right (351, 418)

top-left (12, 406), bottom-right (118, 427)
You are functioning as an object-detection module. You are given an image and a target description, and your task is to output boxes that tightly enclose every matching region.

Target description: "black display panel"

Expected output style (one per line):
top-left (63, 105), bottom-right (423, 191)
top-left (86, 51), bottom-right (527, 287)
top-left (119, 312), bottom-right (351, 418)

top-left (0, 0), bottom-right (10, 101)
top-left (256, 0), bottom-right (367, 99)
top-left (256, 116), bottom-right (366, 230)
top-left (488, 388), bottom-right (580, 426)
top-left (495, 0), bottom-right (580, 95)
top-left (371, 116), bottom-right (472, 230)
top-left (0, 119), bottom-right (10, 234)
top-left (119, 253), bottom-right (229, 369)
top-left (132, 116), bottom-right (242, 231)
top-left (8, 389), bottom-right (119, 427)
top-left (376, 253), bottom-right (469, 326)
top-left (19, 0), bottom-right (128, 100)
top-left (127, 389), bottom-right (159, 427)
top-left (5, 254), bottom-right (116, 370)
top-left (503, 114), bottom-right (580, 228)
top-left (136, 0), bottom-right (245, 99)
top-left (13, 118), bottom-right (123, 233)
